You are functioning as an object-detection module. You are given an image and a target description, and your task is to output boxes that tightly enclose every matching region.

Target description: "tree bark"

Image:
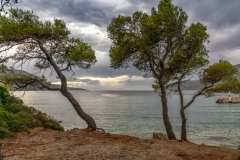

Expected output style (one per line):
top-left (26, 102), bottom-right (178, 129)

top-left (177, 82), bottom-right (187, 141)
top-left (61, 88), bottom-right (96, 130)
top-left (160, 84), bottom-right (177, 140)
top-left (180, 108), bottom-right (187, 141)
top-left (0, 143), bottom-right (3, 160)
top-left (58, 73), bottom-right (97, 130)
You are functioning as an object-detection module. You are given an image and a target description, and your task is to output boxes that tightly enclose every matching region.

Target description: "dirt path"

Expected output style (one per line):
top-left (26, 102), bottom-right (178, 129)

top-left (0, 128), bottom-right (239, 160)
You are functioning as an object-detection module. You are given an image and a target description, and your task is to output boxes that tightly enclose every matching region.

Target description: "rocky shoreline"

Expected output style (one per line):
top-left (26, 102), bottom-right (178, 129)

top-left (216, 97), bottom-right (240, 103)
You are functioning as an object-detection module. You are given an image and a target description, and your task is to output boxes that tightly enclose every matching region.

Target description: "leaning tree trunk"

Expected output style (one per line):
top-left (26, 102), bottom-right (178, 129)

top-left (44, 50), bottom-right (97, 130)
top-left (160, 84), bottom-right (177, 140)
top-left (61, 88), bottom-right (96, 130)
top-left (59, 76), bottom-right (96, 130)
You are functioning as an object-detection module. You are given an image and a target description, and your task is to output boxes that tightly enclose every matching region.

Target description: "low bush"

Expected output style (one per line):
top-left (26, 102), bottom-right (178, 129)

top-left (0, 86), bottom-right (63, 138)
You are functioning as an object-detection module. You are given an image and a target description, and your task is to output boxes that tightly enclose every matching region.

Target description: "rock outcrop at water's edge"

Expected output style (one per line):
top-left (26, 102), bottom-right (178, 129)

top-left (153, 132), bottom-right (168, 140)
top-left (216, 97), bottom-right (240, 103)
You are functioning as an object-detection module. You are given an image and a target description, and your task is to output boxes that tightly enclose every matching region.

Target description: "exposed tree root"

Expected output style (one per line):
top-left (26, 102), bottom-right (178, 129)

top-left (96, 128), bottom-right (105, 133)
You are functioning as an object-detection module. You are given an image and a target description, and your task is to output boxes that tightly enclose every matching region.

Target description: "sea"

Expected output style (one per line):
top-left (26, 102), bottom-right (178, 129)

top-left (13, 90), bottom-right (240, 149)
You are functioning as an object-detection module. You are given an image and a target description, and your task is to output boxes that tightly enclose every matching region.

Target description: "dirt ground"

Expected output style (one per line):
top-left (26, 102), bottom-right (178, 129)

top-left (0, 127), bottom-right (239, 160)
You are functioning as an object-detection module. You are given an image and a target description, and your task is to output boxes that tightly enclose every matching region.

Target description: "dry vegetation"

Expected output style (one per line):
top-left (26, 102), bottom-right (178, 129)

top-left (0, 128), bottom-right (239, 160)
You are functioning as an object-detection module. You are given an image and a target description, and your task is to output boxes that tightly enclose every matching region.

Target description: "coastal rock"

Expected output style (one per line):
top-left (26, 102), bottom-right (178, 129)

top-left (153, 132), bottom-right (168, 140)
top-left (216, 97), bottom-right (240, 103)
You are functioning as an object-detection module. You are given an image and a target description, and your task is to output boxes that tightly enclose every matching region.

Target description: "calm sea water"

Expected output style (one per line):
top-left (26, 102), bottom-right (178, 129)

top-left (14, 90), bottom-right (240, 149)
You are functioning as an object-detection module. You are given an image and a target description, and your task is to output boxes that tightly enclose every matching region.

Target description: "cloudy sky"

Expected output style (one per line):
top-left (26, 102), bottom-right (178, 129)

top-left (8, 0), bottom-right (240, 90)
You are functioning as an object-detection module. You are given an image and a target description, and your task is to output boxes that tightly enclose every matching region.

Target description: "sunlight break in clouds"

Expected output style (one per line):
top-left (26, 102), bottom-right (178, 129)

top-left (52, 75), bottom-right (154, 90)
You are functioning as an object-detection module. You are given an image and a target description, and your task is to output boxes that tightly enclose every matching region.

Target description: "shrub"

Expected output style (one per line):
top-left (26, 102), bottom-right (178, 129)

top-left (0, 87), bottom-right (64, 138)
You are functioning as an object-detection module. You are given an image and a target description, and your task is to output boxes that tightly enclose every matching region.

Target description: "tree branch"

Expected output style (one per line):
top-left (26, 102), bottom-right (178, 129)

top-left (183, 83), bottom-right (213, 110)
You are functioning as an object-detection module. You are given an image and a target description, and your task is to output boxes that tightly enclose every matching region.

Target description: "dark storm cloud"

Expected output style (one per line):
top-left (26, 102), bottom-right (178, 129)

top-left (18, 0), bottom-right (240, 35)
top-left (17, 0), bottom-right (160, 27)
top-left (19, 0), bottom-right (240, 29)
top-left (171, 0), bottom-right (240, 64)
top-left (173, 0), bottom-right (240, 29)
top-left (209, 34), bottom-right (240, 53)
top-left (19, 0), bottom-right (130, 27)
top-left (56, 0), bottom-right (112, 26)
top-left (18, 0), bottom-right (110, 26)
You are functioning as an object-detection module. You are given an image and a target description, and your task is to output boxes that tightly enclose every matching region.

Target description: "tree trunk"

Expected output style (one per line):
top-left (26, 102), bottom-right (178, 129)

top-left (59, 74), bottom-right (96, 130)
top-left (177, 83), bottom-right (213, 141)
top-left (160, 85), bottom-right (177, 140)
top-left (45, 53), bottom-right (96, 130)
top-left (180, 108), bottom-right (187, 141)
top-left (61, 89), bottom-right (97, 130)
top-left (177, 82), bottom-right (187, 141)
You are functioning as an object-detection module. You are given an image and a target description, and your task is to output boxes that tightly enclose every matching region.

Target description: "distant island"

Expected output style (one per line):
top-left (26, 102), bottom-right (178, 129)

top-left (24, 84), bottom-right (88, 91)
top-left (7, 69), bottom-right (88, 91)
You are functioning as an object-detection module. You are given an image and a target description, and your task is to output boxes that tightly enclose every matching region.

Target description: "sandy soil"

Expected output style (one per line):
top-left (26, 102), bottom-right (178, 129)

top-left (0, 128), bottom-right (239, 160)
